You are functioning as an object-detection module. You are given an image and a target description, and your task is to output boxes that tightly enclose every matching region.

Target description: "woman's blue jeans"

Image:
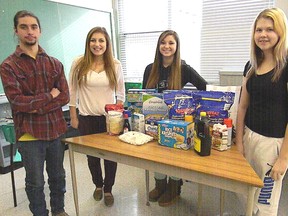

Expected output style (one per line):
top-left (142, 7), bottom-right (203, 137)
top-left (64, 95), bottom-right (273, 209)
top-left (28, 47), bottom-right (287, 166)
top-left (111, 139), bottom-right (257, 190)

top-left (18, 136), bottom-right (66, 216)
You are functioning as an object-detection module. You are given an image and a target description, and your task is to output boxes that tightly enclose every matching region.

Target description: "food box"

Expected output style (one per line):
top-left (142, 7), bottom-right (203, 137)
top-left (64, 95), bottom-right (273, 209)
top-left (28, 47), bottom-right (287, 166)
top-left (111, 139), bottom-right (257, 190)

top-left (126, 89), bottom-right (157, 114)
top-left (126, 102), bottom-right (143, 114)
top-left (142, 93), bottom-right (168, 139)
top-left (145, 118), bottom-right (158, 140)
top-left (142, 93), bottom-right (168, 120)
top-left (158, 119), bottom-right (193, 150)
top-left (132, 113), bottom-right (145, 133)
top-left (125, 82), bottom-right (142, 93)
top-left (127, 89), bottom-right (157, 103)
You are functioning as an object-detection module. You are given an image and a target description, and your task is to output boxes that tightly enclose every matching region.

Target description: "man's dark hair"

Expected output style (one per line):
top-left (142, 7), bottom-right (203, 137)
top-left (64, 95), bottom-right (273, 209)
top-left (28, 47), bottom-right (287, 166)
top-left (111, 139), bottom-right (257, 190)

top-left (14, 10), bottom-right (41, 30)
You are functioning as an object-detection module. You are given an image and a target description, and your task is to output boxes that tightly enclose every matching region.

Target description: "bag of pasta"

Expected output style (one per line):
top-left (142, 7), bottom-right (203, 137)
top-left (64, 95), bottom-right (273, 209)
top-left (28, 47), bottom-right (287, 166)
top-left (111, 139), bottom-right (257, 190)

top-left (105, 104), bottom-right (124, 135)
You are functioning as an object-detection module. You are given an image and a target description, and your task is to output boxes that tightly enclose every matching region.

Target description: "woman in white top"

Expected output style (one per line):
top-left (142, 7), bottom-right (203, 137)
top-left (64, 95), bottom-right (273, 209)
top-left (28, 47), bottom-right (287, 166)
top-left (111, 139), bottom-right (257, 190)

top-left (69, 27), bottom-right (125, 207)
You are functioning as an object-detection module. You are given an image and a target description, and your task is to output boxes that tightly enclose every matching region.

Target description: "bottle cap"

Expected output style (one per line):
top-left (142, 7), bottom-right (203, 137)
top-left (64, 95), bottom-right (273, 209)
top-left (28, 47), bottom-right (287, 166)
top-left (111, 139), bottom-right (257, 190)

top-left (224, 118), bottom-right (232, 127)
top-left (200, 112), bottom-right (206, 117)
top-left (185, 115), bottom-right (193, 122)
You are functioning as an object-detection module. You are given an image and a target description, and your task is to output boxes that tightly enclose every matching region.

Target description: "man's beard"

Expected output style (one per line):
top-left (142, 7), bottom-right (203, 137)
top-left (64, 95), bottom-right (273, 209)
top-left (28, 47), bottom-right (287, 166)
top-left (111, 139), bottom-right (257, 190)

top-left (24, 40), bottom-right (37, 46)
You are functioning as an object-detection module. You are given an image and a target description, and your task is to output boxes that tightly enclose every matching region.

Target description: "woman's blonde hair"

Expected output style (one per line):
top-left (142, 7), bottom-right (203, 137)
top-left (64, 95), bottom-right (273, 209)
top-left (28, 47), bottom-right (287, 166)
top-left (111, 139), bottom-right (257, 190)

top-left (145, 30), bottom-right (182, 89)
top-left (248, 7), bottom-right (288, 82)
top-left (72, 27), bottom-right (117, 89)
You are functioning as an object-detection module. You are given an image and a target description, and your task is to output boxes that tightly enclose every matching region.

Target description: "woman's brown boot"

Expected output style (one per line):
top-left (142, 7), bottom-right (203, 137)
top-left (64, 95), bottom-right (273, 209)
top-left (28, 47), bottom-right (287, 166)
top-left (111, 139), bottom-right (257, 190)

top-left (158, 178), bottom-right (183, 206)
top-left (149, 177), bottom-right (167, 202)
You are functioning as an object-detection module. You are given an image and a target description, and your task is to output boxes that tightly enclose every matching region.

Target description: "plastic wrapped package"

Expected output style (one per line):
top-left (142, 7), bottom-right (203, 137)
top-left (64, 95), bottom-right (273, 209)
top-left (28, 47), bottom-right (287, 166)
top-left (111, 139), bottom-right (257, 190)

top-left (118, 131), bottom-right (153, 145)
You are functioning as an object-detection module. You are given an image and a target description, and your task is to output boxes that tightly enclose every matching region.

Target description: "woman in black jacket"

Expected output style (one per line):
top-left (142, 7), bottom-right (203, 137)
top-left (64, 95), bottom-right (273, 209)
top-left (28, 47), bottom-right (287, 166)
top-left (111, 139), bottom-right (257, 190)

top-left (142, 30), bottom-right (207, 206)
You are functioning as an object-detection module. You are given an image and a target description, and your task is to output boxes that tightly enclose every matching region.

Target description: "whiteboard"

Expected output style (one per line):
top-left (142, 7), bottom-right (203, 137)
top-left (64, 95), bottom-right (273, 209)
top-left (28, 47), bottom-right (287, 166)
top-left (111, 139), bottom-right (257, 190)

top-left (0, 0), bottom-right (113, 94)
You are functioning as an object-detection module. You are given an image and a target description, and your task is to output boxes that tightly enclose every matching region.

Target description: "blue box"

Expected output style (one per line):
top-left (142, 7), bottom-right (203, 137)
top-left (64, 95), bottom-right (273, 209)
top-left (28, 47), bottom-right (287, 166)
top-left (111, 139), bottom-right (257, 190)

top-left (158, 119), bottom-right (193, 150)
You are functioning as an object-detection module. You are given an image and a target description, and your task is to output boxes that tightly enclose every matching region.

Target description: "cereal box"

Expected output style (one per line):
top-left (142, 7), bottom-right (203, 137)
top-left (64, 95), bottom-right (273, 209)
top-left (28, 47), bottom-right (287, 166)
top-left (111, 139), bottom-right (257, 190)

top-left (158, 119), bottom-right (193, 150)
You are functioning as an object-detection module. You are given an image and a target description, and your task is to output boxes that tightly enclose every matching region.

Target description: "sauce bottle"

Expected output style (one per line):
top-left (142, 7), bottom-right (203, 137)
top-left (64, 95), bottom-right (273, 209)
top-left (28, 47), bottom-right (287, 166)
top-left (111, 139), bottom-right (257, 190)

top-left (123, 113), bottom-right (131, 133)
top-left (194, 112), bottom-right (212, 156)
top-left (223, 118), bottom-right (232, 148)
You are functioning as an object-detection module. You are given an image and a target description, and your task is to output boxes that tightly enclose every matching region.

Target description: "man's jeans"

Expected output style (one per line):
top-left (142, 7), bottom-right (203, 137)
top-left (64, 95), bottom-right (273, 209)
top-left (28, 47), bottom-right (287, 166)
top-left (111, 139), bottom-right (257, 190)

top-left (18, 136), bottom-right (66, 216)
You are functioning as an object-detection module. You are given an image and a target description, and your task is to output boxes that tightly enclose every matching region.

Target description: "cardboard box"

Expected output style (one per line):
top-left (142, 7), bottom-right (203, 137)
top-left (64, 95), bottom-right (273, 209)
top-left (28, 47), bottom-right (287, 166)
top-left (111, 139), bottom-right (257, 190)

top-left (126, 89), bottom-right (157, 114)
top-left (127, 102), bottom-right (143, 114)
top-left (142, 93), bottom-right (168, 120)
top-left (127, 89), bottom-right (157, 103)
top-left (142, 93), bottom-right (169, 140)
top-left (145, 118), bottom-right (158, 140)
top-left (132, 113), bottom-right (145, 133)
top-left (158, 119), bottom-right (193, 150)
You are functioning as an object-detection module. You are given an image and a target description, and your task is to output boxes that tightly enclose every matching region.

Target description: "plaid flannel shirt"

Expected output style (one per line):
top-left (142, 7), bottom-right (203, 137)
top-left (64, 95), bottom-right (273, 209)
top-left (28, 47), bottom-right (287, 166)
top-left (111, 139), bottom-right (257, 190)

top-left (0, 46), bottom-right (69, 140)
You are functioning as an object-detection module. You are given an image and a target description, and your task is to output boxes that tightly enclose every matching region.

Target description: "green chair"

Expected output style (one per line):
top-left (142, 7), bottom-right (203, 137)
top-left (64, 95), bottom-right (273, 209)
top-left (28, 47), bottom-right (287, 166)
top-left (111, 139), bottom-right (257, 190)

top-left (1, 124), bottom-right (22, 207)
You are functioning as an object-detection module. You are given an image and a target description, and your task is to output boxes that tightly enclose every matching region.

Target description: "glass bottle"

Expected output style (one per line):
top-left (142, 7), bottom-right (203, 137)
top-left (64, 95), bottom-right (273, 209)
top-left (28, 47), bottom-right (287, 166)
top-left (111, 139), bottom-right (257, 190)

top-left (123, 113), bottom-right (131, 133)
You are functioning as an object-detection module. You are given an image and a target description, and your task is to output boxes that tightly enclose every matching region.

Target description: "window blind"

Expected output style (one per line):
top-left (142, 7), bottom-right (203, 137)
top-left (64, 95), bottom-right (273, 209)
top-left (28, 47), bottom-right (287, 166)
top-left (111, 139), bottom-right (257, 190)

top-left (117, 0), bottom-right (170, 82)
top-left (201, 0), bottom-right (274, 83)
top-left (117, 0), bottom-right (275, 84)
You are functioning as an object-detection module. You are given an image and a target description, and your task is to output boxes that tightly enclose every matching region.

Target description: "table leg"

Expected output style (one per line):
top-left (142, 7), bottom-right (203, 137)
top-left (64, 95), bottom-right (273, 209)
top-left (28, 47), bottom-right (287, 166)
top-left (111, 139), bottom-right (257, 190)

top-left (145, 170), bottom-right (150, 206)
top-left (10, 142), bottom-right (17, 207)
top-left (220, 189), bottom-right (225, 216)
top-left (246, 187), bottom-right (255, 216)
top-left (68, 146), bottom-right (79, 216)
top-left (197, 184), bottom-right (203, 216)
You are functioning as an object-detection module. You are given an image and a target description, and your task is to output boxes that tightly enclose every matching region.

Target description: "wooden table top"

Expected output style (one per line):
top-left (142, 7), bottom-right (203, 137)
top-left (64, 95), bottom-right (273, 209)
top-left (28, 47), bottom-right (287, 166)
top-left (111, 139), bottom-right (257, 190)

top-left (63, 132), bottom-right (263, 188)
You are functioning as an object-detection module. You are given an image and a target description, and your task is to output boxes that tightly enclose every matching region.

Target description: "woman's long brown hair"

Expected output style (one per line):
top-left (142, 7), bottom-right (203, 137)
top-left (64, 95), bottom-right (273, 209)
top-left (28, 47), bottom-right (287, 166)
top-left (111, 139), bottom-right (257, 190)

top-left (71, 27), bottom-right (117, 89)
top-left (145, 30), bottom-right (182, 89)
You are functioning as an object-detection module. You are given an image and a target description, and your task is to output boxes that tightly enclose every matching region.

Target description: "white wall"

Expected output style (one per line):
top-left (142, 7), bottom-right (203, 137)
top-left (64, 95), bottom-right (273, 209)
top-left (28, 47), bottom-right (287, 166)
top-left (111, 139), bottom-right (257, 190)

top-left (275, 0), bottom-right (288, 16)
top-left (47, 0), bottom-right (286, 25)
top-left (47, 0), bottom-right (112, 11)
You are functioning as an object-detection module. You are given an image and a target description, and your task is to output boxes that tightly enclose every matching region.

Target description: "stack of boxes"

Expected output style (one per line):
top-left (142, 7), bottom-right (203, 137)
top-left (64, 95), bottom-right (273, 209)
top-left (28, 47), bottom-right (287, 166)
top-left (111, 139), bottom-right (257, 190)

top-left (125, 87), bottom-right (235, 152)
top-left (126, 89), bottom-right (194, 150)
